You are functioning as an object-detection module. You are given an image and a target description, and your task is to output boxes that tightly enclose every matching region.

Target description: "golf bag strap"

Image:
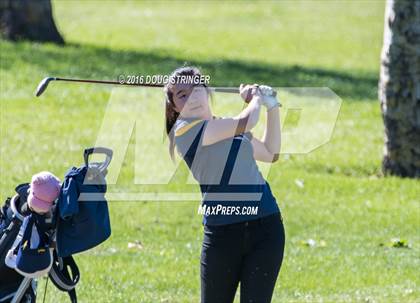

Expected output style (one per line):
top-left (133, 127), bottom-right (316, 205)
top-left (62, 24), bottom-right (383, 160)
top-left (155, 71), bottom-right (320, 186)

top-left (49, 253), bottom-right (80, 303)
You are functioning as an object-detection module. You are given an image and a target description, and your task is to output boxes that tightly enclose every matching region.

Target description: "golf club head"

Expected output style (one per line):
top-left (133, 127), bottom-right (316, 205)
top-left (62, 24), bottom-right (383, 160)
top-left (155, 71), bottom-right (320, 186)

top-left (35, 77), bottom-right (56, 97)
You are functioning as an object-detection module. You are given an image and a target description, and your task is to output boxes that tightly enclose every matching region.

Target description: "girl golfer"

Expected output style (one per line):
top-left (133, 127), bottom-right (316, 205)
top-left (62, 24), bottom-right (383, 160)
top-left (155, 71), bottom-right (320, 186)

top-left (164, 66), bottom-right (285, 303)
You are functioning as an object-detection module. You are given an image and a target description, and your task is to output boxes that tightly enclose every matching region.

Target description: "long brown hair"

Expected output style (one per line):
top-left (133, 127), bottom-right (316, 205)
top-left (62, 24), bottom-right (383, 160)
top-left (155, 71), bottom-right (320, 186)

top-left (164, 66), bottom-right (210, 160)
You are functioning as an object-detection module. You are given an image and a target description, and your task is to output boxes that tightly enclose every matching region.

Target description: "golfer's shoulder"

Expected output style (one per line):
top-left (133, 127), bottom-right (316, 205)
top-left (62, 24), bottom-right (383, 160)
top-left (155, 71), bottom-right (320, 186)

top-left (174, 118), bottom-right (208, 157)
top-left (174, 118), bottom-right (206, 137)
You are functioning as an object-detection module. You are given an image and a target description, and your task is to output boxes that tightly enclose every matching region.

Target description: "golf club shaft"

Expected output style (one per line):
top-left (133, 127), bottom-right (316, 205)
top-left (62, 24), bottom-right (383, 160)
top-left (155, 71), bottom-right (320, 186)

top-left (35, 77), bottom-right (277, 97)
top-left (55, 77), bottom-right (164, 88)
top-left (58, 77), bottom-right (242, 93)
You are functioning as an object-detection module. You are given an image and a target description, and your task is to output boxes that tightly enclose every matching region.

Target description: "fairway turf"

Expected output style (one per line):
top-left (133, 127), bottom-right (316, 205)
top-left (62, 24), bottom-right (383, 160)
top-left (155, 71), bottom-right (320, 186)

top-left (1, 1), bottom-right (419, 302)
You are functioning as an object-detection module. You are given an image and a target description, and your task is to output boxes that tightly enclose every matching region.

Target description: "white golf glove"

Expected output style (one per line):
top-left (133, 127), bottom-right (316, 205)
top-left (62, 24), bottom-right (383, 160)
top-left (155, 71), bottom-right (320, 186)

top-left (258, 85), bottom-right (281, 110)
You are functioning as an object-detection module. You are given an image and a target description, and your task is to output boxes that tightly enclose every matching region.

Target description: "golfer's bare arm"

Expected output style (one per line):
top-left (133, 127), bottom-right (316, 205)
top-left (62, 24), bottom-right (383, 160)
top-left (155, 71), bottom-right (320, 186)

top-left (202, 95), bottom-right (262, 146)
top-left (250, 106), bottom-right (281, 163)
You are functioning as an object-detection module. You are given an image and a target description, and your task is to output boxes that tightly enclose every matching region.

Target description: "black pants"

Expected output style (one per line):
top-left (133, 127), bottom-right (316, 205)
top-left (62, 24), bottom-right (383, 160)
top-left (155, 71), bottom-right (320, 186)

top-left (200, 213), bottom-right (285, 303)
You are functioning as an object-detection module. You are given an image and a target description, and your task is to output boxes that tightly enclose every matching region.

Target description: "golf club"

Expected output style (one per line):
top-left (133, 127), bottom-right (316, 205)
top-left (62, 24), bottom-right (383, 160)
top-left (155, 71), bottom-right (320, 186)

top-left (35, 77), bottom-right (277, 97)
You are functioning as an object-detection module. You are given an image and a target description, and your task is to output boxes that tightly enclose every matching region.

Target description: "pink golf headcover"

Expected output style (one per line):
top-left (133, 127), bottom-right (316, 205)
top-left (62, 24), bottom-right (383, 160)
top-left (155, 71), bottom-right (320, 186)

top-left (28, 171), bottom-right (61, 214)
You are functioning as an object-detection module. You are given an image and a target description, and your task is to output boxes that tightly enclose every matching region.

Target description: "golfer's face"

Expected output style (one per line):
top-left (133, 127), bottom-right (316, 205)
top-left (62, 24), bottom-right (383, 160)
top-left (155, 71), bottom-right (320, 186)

top-left (172, 84), bottom-right (208, 118)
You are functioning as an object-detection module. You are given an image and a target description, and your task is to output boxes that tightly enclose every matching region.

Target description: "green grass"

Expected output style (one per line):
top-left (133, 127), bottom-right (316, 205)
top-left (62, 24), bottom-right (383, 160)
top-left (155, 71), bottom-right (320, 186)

top-left (1, 1), bottom-right (419, 302)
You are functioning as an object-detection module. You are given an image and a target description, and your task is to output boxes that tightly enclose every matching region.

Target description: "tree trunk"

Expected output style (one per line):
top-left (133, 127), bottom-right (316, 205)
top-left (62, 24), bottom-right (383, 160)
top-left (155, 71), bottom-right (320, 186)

top-left (0, 0), bottom-right (64, 44)
top-left (379, 0), bottom-right (420, 178)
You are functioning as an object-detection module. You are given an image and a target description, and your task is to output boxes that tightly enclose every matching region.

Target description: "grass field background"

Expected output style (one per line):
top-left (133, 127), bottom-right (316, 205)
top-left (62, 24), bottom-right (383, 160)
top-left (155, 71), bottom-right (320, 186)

top-left (1, 1), bottom-right (419, 302)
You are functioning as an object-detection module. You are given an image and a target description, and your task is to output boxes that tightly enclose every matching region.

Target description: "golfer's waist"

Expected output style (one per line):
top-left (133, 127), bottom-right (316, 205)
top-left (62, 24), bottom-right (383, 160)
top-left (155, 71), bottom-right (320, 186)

top-left (206, 212), bottom-right (281, 230)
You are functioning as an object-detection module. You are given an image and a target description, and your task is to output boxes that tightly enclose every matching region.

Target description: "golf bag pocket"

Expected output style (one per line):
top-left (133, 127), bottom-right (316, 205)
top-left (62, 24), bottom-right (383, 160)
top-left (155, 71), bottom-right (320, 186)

top-left (14, 214), bottom-right (53, 278)
top-left (57, 163), bottom-right (111, 257)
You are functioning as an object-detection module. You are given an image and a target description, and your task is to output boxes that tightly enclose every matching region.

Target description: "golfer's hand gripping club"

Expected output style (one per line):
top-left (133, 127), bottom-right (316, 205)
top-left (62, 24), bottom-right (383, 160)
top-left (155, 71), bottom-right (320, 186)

top-left (259, 85), bottom-right (281, 110)
top-left (240, 84), bottom-right (261, 103)
top-left (239, 84), bottom-right (280, 109)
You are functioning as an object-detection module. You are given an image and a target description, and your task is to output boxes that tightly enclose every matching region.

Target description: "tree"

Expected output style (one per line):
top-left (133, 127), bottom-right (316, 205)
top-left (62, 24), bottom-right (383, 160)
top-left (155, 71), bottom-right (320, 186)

top-left (379, 0), bottom-right (419, 178)
top-left (0, 0), bottom-right (64, 44)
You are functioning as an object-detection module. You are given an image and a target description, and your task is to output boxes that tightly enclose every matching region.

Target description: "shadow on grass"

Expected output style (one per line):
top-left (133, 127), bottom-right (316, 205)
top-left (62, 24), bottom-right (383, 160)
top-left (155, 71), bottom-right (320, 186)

top-left (2, 41), bottom-right (378, 100)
